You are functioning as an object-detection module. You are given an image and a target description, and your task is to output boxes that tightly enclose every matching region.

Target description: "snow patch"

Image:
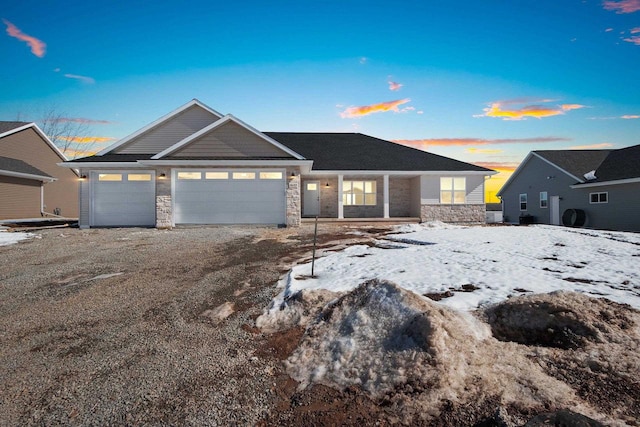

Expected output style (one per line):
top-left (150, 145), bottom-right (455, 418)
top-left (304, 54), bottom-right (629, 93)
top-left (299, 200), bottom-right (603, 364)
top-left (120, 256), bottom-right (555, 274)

top-left (0, 231), bottom-right (33, 246)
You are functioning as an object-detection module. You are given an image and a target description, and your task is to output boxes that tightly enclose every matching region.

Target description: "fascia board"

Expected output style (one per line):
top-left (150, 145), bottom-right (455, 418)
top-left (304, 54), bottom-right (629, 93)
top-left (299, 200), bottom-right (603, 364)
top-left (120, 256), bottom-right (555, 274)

top-left (570, 177), bottom-right (640, 188)
top-left (306, 170), bottom-right (497, 176)
top-left (97, 99), bottom-right (223, 155)
top-left (0, 169), bottom-right (56, 182)
top-left (57, 162), bottom-right (145, 168)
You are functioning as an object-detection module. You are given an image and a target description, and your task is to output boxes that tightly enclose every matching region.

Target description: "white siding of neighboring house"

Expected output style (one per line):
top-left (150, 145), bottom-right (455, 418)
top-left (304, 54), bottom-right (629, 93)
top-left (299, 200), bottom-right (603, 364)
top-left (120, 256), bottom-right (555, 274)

top-left (114, 105), bottom-right (220, 154)
top-left (172, 121), bottom-right (292, 158)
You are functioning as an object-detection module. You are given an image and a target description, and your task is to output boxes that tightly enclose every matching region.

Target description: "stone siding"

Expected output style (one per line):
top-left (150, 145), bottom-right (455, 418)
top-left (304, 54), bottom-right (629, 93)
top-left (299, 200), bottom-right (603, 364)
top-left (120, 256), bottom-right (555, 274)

top-left (155, 168), bottom-right (172, 228)
top-left (421, 204), bottom-right (486, 223)
top-left (286, 169), bottom-right (301, 227)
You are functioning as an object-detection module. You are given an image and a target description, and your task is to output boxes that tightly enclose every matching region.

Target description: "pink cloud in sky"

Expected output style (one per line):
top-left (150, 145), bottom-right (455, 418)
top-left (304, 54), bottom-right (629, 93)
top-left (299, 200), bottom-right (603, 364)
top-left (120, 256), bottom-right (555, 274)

top-left (477, 99), bottom-right (586, 120)
top-left (569, 143), bottom-right (615, 149)
top-left (59, 136), bottom-right (116, 143)
top-left (623, 35), bottom-right (640, 44)
top-left (340, 99), bottom-right (411, 118)
top-left (388, 81), bottom-right (403, 91)
top-left (392, 136), bottom-right (571, 149)
top-left (64, 74), bottom-right (96, 84)
top-left (621, 114), bottom-right (640, 119)
top-left (631, 27), bottom-right (640, 33)
top-left (603, 0), bottom-right (640, 13)
top-left (3, 19), bottom-right (46, 57)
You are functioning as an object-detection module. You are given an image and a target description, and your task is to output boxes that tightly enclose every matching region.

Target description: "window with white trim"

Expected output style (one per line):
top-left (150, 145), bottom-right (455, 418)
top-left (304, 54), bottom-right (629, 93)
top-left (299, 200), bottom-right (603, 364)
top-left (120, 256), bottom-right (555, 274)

top-left (440, 177), bottom-right (466, 204)
top-left (519, 193), bottom-right (528, 211)
top-left (590, 192), bottom-right (608, 204)
top-left (259, 172), bottom-right (283, 180)
top-left (232, 172), bottom-right (255, 180)
top-left (127, 173), bottom-right (151, 181)
top-left (343, 180), bottom-right (376, 206)
top-left (205, 172), bottom-right (228, 180)
top-left (540, 191), bottom-right (548, 208)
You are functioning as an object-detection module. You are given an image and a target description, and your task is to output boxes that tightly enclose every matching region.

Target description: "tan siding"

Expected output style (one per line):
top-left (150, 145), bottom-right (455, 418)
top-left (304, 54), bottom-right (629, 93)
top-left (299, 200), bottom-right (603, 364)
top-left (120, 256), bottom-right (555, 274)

top-left (0, 176), bottom-right (41, 219)
top-left (0, 128), bottom-right (79, 217)
top-left (174, 121), bottom-right (292, 158)
top-left (115, 106), bottom-right (220, 154)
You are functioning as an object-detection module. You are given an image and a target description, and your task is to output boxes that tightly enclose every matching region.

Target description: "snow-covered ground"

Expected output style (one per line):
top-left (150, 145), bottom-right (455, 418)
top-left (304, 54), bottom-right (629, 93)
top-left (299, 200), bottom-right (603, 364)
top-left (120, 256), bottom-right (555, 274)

top-left (270, 223), bottom-right (640, 314)
top-left (0, 230), bottom-right (33, 246)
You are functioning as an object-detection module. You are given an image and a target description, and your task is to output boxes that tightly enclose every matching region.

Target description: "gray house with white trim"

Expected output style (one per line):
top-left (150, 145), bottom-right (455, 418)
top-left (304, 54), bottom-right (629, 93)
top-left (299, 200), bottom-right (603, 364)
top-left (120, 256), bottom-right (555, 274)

top-left (498, 144), bottom-right (640, 232)
top-left (60, 99), bottom-right (496, 228)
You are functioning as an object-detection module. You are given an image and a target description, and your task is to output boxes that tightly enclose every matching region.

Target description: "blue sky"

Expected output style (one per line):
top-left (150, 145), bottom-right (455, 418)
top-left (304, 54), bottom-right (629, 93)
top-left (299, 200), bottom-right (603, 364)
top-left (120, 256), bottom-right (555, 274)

top-left (2, 0), bottom-right (639, 201)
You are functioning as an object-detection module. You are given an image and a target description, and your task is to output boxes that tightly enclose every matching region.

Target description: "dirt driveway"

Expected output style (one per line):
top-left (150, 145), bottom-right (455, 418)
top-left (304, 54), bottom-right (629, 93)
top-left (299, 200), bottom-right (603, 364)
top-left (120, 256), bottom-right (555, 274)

top-left (0, 224), bottom-right (388, 426)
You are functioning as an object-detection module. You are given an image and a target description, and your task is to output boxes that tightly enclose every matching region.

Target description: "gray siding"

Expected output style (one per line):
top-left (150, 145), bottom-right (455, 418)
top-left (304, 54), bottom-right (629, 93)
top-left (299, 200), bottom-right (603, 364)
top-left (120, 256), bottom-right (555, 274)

top-left (389, 178), bottom-right (412, 217)
top-left (78, 169), bottom-right (90, 228)
top-left (500, 155), bottom-right (640, 231)
top-left (466, 175), bottom-right (485, 204)
top-left (173, 121), bottom-right (292, 158)
top-left (115, 105), bottom-right (220, 154)
top-left (410, 176), bottom-right (421, 216)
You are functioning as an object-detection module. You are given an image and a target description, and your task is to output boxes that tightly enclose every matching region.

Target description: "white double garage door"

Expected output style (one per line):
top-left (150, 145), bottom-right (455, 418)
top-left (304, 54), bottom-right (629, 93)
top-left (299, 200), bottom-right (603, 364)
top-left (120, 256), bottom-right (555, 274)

top-left (91, 169), bottom-right (286, 227)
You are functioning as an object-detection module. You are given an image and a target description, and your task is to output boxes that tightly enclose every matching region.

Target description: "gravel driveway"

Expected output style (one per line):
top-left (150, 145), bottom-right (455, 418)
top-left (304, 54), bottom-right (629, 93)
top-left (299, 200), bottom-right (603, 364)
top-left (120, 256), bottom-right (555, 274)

top-left (0, 225), bottom-right (376, 426)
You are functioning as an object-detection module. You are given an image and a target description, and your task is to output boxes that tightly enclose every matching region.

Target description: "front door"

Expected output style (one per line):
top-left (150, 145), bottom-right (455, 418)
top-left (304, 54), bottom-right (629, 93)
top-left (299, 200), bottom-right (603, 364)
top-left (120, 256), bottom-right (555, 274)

top-left (550, 196), bottom-right (560, 225)
top-left (303, 181), bottom-right (320, 216)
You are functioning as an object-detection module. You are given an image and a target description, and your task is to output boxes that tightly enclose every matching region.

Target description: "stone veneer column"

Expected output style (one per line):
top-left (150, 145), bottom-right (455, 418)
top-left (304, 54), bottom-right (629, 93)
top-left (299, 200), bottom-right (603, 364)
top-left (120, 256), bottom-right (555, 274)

top-left (156, 169), bottom-right (172, 229)
top-left (286, 169), bottom-right (301, 227)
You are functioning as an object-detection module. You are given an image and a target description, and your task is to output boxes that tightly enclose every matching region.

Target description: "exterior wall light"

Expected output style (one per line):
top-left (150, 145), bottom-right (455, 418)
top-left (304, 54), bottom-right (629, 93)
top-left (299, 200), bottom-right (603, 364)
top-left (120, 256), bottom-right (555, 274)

top-left (159, 173), bottom-right (167, 179)
top-left (79, 175), bottom-right (87, 181)
top-left (325, 182), bottom-right (330, 187)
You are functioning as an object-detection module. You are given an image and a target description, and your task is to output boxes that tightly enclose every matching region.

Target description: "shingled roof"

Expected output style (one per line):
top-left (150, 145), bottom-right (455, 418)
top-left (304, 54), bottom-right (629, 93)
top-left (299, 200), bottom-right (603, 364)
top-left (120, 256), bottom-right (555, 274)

top-left (584, 143), bottom-right (640, 183)
top-left (0, 156), bottom-right (53, 180)
top-left (0, 121), bottom-right (30, 135)
top-left (266, 132), bottom-right (493, 172)
top-left (533, 150), bottom-right (611, 181)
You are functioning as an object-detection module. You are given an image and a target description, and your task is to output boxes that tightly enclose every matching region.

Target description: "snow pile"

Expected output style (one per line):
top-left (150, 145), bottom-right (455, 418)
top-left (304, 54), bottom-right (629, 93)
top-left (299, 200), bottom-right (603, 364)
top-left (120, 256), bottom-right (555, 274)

top-left (0, 231), bottom-right (33, 246)
top-left (284, 280), bottom-right (607, 424)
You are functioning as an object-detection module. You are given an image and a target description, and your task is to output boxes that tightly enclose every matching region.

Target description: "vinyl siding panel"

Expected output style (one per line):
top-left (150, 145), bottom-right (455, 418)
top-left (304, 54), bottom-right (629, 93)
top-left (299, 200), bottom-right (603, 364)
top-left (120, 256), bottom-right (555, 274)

top-left (466, 175), bottom-right (485, 204)
top-left (115, 106), bottom-right (220, 154)
top-left (78, 170), bottom-right (90, 228)
top-left (173, 121), bottom-right (292, 158)
top-left (421, 175), bottom-right (485, 205)
top-left (0, 128), bottom-right (78, 217)
top-left (569, 183), bottom-right (640, 232)
top-left (0, 176), bottom-right (41, 219)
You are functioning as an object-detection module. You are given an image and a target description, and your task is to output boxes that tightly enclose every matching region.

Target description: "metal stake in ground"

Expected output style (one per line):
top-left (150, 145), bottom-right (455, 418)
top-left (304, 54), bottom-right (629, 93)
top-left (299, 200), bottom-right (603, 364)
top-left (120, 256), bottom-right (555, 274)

top-left (311, 216), bottom-right (318, 277)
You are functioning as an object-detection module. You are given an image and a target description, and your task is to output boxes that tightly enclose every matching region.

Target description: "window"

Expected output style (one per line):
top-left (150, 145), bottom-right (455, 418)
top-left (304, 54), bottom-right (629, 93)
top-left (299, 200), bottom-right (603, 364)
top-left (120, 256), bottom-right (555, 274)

top-left (177, 172), bottom-right (201, 180)
top-left (343, 180), bottom-right (376, 206)
top-left (590, 192), bottom-right (608, 204)
top-left (440, 177), bottom-right (466, 204)
top-left (540, 191), bottom-right (548, 208)
top-left (259, 172), bottom-right (283, 180)
top-left (306, 183), bottom-right (317, 191)
top-left (98, 173), bottom-right (122, 181)
top-left (519, 193), bottom-right (528, 211)
top-left (205, 172), bottom-right (228, 180)
top-left (127, 173), bottom-right (151, 181)
top-left (232, 172), bottom-right (255, 180)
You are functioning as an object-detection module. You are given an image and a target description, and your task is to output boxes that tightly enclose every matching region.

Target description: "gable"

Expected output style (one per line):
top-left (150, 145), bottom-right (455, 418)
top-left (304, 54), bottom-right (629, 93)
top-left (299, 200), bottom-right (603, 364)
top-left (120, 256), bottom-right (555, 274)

top-left (113, 104), bottom-right (221, 155)
top-left (170, 120), bottom-right (295, 158)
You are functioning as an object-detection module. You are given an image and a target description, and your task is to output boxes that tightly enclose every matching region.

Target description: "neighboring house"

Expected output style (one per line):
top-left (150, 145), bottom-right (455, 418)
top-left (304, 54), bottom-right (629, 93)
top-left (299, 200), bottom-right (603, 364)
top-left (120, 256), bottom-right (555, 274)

top-left (60, 99), bottom-right (496, 228)
top-left (485, 203), bottom-right (503, 224)
top-left (498, 144), bottom-right (640, 232)
top-left (0, 121), bottom-right (78, 220)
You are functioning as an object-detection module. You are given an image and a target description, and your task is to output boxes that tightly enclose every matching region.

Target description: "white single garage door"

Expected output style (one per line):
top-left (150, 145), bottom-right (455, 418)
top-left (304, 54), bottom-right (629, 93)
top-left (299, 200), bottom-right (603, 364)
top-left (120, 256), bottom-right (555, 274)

top-left (91, 171), bottom-right (156, 227)
top-left (174, 169), bottom-right (286, 225)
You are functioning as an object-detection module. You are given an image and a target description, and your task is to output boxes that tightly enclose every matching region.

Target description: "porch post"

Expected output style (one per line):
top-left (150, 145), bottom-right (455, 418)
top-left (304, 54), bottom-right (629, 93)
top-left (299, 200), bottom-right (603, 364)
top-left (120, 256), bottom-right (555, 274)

top-left (383, 174), bottom-right (390, 218)
top-left (338, 174), bottom-right (344, 219)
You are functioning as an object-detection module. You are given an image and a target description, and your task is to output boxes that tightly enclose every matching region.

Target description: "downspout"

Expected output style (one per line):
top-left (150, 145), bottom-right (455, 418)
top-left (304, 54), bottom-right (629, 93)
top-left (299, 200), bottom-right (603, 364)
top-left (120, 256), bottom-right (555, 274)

top-left (40, 181), bottom-right (64, 218)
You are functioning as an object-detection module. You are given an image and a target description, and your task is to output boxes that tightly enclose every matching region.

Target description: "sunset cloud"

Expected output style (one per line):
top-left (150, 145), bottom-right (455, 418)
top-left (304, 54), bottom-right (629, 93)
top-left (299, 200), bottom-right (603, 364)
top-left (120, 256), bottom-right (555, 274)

top-left (472, 161), bottom-right (519, 172)
top-left (392, 136), bottom-right (571, 149)
top-left (477, 99), bottom-right (586, 120)
top-left (465, 148), bottom-right (504, 154)
top-left (632, 27), bottom-right (640, 33)
top-left (388, 81), bottom-right (403, 91)
top-left (603, 0), bottom-right (640, 13)
top-left (621, 114), bottom-right (640, 119)
top-left (568, 143), bottom-right (615, 149)
top-left (64, 74), bottom-right (96, 84)
top-left (3, 19), bottom-right (46, 57)
top-left (59, 136), bottom-right (116, 144)
top-left (623, 35), bottom-right (640, 44)
top-left (340, 98), bottom-right (411, 118)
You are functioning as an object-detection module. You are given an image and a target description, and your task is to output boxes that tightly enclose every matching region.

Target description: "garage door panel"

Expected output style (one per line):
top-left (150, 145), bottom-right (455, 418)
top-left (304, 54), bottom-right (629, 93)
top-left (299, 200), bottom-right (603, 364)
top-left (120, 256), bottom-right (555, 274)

top-left (92, 171), bottom-right (156, 227)
top-left (174, 170), bottom-right (286, 224)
